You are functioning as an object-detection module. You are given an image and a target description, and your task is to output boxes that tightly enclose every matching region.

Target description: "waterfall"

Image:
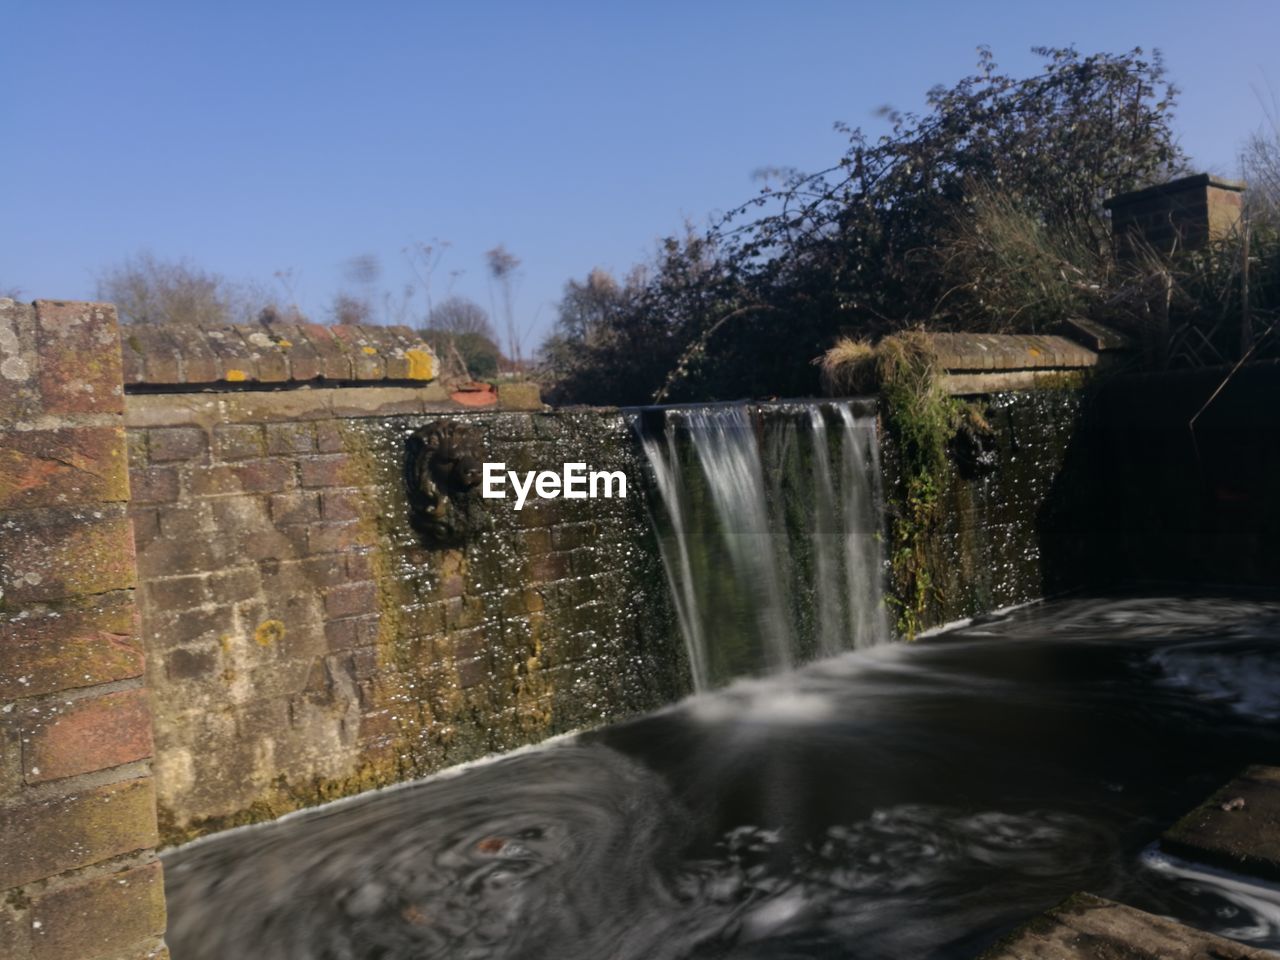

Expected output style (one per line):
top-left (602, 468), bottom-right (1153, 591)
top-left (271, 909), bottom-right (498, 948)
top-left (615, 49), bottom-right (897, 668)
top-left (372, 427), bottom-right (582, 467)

top-left (637, 401), bottom-right (888, 691)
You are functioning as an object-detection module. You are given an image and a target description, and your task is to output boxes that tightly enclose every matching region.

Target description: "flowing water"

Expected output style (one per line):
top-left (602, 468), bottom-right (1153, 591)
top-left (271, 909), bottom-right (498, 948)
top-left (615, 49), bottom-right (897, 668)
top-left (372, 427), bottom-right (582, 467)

top-left (636, 401), bottom-right (888, 690)
top-left (165, 594), bottom-right (1280, 959)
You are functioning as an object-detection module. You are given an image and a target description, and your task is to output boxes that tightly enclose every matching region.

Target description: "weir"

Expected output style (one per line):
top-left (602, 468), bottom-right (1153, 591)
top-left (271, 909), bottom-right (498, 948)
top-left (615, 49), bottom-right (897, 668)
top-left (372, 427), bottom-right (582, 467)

top-left (635, 400), bottom-right (888, 690)
top-left (8, 301), bottom-right (1280, 959)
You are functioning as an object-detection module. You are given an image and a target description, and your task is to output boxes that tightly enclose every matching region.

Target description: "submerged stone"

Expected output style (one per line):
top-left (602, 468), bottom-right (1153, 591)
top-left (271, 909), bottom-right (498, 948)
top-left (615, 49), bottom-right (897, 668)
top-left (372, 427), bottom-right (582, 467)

top-left (1162, 765), bottom-right (1280, 882)
top-left (977, 892), bottom-right (1272, 959)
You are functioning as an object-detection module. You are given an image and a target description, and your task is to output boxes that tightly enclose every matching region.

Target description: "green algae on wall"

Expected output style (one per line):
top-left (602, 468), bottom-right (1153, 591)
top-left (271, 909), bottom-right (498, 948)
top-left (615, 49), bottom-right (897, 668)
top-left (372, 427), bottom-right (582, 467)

top-left (879, 387), bottom-right (1085, 633)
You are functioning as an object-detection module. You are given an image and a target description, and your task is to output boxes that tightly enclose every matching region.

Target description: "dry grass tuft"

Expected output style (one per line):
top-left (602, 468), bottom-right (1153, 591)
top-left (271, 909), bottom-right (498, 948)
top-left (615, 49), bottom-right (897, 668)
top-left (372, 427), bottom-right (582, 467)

top-left (817, 337), bottom-right (877, 396)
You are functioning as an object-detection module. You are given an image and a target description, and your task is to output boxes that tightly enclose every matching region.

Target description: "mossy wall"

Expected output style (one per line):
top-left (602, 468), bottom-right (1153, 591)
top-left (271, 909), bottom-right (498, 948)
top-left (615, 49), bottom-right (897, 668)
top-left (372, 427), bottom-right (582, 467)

top-left (125, 391), bottom-right (685, 845)
top-left (879, 387), bottom-right (1087, 631)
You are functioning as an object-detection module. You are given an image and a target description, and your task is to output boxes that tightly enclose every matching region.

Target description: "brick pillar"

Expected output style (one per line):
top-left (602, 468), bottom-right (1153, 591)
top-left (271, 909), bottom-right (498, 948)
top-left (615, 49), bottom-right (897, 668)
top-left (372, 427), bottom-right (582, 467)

top-left (1105, 173), bottom-right (1246, 256)
top-left (0, 300), bottom-right (168, 959)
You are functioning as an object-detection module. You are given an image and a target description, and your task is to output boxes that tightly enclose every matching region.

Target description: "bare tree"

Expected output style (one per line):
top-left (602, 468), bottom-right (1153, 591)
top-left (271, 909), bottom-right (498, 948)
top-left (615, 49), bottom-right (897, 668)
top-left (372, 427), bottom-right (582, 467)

top-left (404, 240), bottom-right (452, 321)
top-left (1242, 115), bottom-right (1280, 230)
top-left (97, 252), bottom-right (265, 326)
top-left (486, 244), bottom-right (522, 370)
top-left (328, 292), bottom-right (375, 325)
top-left (427, 296), bottom-right (494, 338)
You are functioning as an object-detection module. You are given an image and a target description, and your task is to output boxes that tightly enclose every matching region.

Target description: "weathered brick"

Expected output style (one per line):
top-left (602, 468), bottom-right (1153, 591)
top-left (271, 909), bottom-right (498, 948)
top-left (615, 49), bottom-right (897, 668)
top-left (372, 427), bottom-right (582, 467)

top-left (0, 299), bottom-right (42, 422)
top-left (457, 656), bottom-right (490, 689)
top-left (245, 328), bottom-right (289, 383)
top-left (33, 300), bottom-right (124, 416)
top-left (324, 581), bottom-right (377, 619)
top-left (331, 325), bottom-right (384, 379)
top-left (320, 489), bottom-right (363, 521)
top-left (0, 514), bottom-right (136, 604)
top-left (23, 688), bottom-right (154, 783)
top-left (528, 552), bottom-right (571, 582)
top-left (139, 605), bottom-right (231, 651)
top-left (269, 491), bottom-right (321, 525)
top-left (29, 860), bottom-right (166, 960)
top-left (143, 574), bottom-right (208, 611)
top-left (121, 324), bottom-right (180, 385)
top-left (325, 617), bottom-right (365, 652)
top-left (299, 454), bottom-right (354, 488)
top-left (208, 567), bottom-right (260, 603)
top-left (0, 778), bottom-right (158, 890)
top-left (188, 459), bottom-right (293, 496)
top-left (260, 322), bottom-right (322, 381)
top-left (0, 904), bottom-right (25, 960)
top-left (298, 323), bottom-right (353, 380)
top-left (166, 645), bottom-right (219, 680)
top-left (345, 551), bottom-right (375, 580)
top-left (314, 421), bottom-right (347, 453)
top-left (237, 459), bottom-right (295, 493)
top-left (0, 603), bottom-right (143, 700)
top-left (211, 423), bottom-right (265, 460)
top-left (307, 521), bottom-right (364, 554)
top-left (264, 422), bottom-right (315, 455)
top-left (0, 426), bottom-right (129, 511)
top-left (128, 505), bottom-right (162, 550)
top-left (349, 646), bottom-right (380, 680)
top-left (299, 554), bottom-right (347, 587)
top-left (133, 534), bottom-right (221, 578)
top-left (146, 427), bottom-right (206, 462)
top-left (452, 627), bottom-right (488, 660)
top-left (403, 601), bottom-right (446, 636)
top-left (130, 465), bottom-right (180, 504)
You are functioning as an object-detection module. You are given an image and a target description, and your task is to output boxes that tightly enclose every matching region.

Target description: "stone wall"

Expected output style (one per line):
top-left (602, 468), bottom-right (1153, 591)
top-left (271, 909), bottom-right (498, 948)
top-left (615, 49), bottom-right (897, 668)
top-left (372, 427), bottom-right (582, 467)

top-left (125, 389), bottom-right (684, 843)
top-left (881, 387), bottom-right (1087, 631)
top-left (0, 301), bottom-right (168, 960)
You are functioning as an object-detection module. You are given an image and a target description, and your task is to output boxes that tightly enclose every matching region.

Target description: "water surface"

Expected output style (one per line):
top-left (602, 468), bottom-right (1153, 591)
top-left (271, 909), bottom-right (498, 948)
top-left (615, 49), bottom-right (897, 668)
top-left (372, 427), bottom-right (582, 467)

top-left (164, 595), bottom-right (1280, 958)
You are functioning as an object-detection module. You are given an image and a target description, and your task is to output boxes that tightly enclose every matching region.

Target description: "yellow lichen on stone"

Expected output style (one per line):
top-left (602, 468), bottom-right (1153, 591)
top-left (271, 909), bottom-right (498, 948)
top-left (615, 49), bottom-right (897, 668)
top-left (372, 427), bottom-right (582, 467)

top-left (255, 619), bottom-right (286, 646)
top-left (404, 348), bottom-right (436, 380)
top-left (277, 339), bottom-right (293, 348)
top-left (226, 369), bottom-right (247, 382)
top-left (362, 346), bottom-right (377, 355)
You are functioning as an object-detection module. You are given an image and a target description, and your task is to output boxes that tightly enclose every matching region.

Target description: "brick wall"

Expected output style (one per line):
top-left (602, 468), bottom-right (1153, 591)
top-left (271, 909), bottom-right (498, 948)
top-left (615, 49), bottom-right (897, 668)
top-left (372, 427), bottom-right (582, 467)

top-left (125, 390), bottom-right (684, 843)
top-left (876, 387), bottom-right (1086, 632)
top-left (1106, 173), bottom-right (1245, 255)
top-left (0, 300), bottom-right (168, 960)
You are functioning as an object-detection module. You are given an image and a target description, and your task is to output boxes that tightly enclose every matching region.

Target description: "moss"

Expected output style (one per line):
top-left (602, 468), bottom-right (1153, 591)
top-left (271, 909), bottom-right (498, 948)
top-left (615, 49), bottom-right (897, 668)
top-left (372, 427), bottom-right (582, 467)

top-left (157, 761), bottom-right (405, 847)
top-left (253, 619), bottom-right (286, 646)
top-left (876, 332), bottom-right (964, 639)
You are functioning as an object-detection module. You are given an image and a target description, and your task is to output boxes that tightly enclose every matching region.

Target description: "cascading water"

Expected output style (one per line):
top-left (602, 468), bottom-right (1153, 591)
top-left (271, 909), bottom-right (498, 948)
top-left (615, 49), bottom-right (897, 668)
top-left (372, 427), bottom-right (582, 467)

top-left (636, 400), bottom-right (888, 690)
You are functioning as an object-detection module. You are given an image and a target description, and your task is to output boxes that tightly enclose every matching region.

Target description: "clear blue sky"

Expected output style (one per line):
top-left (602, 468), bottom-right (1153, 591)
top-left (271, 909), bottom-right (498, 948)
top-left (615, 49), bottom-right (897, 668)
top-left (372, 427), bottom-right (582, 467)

top-left (3, 0), bottom-right (1278, 354)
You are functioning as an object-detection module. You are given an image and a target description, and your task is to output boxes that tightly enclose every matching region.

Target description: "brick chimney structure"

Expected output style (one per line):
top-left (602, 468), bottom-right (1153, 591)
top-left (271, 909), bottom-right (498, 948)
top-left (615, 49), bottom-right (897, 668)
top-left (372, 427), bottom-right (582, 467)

top-left (1105, 173), bottom-right (1245, 257)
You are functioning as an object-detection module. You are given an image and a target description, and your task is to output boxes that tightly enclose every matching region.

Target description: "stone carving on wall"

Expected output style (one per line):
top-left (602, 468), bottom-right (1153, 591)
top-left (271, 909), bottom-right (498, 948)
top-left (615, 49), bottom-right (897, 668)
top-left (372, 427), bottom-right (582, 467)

top-left (406, 419), bottom-right (486, 547)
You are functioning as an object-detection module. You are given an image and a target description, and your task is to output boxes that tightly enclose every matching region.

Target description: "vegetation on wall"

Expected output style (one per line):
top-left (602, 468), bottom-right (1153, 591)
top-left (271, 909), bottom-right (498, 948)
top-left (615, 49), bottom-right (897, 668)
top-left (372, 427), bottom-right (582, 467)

top-left (820, 333), bottom-right (975, 637)
top-left (539, 46), bottom-right (1184, 405)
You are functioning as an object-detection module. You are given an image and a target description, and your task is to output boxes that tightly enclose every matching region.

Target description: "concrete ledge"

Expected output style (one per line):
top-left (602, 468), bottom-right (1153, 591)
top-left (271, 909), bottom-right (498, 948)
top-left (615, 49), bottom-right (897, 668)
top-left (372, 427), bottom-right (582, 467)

top-left (929, 333), bottom-right (1098, 372)
top-left (1162, 765), bottom-right (1280, 882)
top-left (120, 321), bottom-right (438, 388)
top-left (123, 383), bottom-right (547, 430)
top-left (976, 892), bottom-right (1271, 959)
